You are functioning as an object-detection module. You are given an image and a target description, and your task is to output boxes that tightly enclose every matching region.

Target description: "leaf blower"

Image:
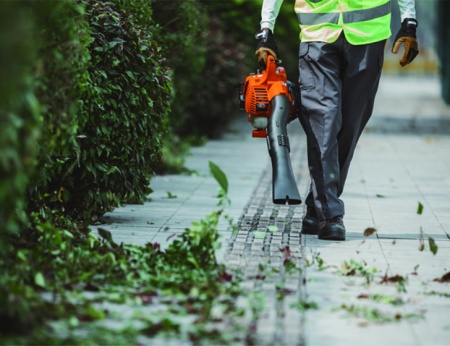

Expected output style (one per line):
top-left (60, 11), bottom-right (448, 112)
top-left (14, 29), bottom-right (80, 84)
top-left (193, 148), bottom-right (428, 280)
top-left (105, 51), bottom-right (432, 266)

top-left (237, 55), bottom-right (302, 205)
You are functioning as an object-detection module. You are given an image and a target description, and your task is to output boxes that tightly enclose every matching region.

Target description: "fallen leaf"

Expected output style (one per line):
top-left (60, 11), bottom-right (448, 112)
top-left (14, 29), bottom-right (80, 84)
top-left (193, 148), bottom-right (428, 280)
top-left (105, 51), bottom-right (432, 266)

top-left (277, 287), bottom-right (295, 296)
top-left (381, 274), bottom-right (406, 284)
top-left (218, 271), bottom-right (233, 282)
top-left (166, 233), bottom-right (177, 241)
top-left (98, 228), bottom-right (113, 243)
top-left (253, 231), bottom-right (266, 239)
top-left (267, 225), bottom-right (279, 232)
top-left (249, 274), bottom-right (266, 280)
top-left (434, 271), bottom-right (450, 283)
top-left (280, 246), bottom-right (291, 261)
top-left (166, 191), bottom-right (177, 199)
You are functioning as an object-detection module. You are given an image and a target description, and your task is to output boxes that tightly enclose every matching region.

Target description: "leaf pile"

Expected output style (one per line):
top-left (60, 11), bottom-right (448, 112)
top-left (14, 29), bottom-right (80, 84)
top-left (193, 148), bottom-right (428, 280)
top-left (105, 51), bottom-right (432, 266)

top-left (0, 210), bottom-right (242, 344)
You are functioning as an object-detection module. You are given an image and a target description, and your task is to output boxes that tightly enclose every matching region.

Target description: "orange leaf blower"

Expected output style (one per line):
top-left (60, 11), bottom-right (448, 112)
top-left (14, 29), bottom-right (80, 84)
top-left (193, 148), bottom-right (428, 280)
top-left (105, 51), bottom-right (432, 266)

top-left (237, 55), bottom-right (302, 205)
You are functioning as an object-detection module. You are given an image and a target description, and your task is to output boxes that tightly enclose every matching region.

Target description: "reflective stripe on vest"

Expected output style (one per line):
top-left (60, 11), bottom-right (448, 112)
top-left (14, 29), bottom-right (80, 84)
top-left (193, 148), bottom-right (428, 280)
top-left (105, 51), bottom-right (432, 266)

top-left (295, 1), bottom-right (391, 45)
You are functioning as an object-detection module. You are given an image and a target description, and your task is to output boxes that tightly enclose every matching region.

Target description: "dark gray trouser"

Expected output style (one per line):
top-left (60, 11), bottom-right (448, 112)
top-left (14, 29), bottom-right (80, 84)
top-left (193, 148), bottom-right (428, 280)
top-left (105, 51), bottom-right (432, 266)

top-left (298, 34), bottom-right (386, 220)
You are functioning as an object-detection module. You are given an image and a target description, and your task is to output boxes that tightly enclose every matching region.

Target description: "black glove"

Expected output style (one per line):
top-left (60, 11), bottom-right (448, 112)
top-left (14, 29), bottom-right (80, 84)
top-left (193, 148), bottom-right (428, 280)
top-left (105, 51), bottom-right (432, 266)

top-left (255, 28), bottom-right (279, 68)
top-left (391, 18), bottom-right (419, 67)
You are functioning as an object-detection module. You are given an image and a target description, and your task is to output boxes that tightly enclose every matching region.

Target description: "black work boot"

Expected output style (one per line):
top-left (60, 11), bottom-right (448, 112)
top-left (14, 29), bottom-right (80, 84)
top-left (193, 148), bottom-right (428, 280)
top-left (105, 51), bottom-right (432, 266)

top-left (301, 207), bottom-right (320, 235)
top-left (318, 216), bottom-right (346, 241)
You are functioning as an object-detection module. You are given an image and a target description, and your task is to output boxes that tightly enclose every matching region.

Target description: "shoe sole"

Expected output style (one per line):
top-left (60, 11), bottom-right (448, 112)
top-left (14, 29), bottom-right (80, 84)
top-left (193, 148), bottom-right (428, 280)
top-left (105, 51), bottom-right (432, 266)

top-left (301, 225), bottom-right (318, 235)
top-left (318, 230), bottom-right (345, 241)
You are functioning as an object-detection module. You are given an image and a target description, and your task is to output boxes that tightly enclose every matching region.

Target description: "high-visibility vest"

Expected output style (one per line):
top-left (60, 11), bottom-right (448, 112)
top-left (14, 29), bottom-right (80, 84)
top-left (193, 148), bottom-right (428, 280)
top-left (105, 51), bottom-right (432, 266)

top-left (295, 0), bottom-right (391, 44)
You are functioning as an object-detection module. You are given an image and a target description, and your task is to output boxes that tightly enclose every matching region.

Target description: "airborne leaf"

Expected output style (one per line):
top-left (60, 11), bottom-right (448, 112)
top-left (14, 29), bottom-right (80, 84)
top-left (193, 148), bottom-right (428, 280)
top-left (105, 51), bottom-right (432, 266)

top-left (363, 227), bottom-right (377, 237)
top-left (417, 202), bottom-right (424, 215)
top-left (429, 237), bottom-right (438, 255)
top-left (34, 272), bottom-right (46, 288)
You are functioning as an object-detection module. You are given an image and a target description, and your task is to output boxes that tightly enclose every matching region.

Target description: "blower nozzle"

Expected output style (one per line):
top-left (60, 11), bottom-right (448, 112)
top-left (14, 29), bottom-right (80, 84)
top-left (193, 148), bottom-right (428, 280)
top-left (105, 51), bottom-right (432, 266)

top-left (267, 95), bottom-right (301, 204)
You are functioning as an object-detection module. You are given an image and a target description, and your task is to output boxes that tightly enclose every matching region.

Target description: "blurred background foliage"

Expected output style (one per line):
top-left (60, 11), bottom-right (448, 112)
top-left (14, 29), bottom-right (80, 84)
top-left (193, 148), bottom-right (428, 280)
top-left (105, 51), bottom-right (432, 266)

top-left (152, 0), bottom-right (298, 139)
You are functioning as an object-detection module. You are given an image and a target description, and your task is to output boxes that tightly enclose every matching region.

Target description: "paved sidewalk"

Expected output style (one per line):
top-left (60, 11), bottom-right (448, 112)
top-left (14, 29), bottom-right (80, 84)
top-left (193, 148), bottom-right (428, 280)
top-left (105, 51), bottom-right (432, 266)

top-left (96, 75), bottom-right (450, 345)
top-left (299, 76), bottom-right (450, 346)
top-left (97, 115), bottom-right (270, 261)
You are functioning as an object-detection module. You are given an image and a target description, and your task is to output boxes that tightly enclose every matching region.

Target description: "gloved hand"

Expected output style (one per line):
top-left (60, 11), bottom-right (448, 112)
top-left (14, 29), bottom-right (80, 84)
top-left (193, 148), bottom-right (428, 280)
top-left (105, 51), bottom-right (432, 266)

top-left (255, 28), bottom-right (279, 68)
top-left (391, 18), bottom-right (419, 67)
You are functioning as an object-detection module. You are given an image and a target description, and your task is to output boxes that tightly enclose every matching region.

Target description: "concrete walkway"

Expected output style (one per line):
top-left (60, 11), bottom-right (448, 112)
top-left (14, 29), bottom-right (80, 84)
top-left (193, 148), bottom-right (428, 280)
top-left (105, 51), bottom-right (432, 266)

top-left (97, 75), bottom-right (450, 345)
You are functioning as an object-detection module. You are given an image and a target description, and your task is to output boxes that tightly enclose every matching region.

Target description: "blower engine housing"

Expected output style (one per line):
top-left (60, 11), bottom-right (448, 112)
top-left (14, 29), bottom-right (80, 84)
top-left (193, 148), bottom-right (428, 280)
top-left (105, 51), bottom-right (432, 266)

top-left (239, 56), bottom-right (297, 137)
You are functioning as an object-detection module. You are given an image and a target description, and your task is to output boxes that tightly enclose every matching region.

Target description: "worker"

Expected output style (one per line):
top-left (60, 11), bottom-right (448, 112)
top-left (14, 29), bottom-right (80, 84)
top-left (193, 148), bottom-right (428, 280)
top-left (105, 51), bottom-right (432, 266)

top-left (255, 0), bottom-right (419, 241)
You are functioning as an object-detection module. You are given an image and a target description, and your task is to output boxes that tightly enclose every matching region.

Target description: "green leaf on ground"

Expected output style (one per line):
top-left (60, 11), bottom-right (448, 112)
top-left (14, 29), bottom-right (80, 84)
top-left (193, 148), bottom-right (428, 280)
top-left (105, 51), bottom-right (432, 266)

top-left (98, 228), bottom-right (113, 243)
top-left (291, 300), bottom-right (319, 311)
top-left (425, 290), bottom-right (450, 298)
top-left (253, 231), bottom-right (266, 239)
top-left (209, 161), bottom-right (228, 194)
top-left (357, 293), bottom-right (404, 306)
top-left (417, 201), bottom-right (424, 215)
top-left (167, 191), bottom-right (177, 199)
top-left (336, 304), bottom-right (424, 324)
top-left (339, 259), bottom-right (378, 284)
top-left (380, 274), bottom-right (408, 293)
top-left (267, 225), bottom-right (278, 232)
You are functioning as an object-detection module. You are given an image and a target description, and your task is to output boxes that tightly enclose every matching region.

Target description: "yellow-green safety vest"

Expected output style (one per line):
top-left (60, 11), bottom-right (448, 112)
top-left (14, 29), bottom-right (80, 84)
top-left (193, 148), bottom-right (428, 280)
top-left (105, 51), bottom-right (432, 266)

top-left (295, 0), bottom-right (391, 44)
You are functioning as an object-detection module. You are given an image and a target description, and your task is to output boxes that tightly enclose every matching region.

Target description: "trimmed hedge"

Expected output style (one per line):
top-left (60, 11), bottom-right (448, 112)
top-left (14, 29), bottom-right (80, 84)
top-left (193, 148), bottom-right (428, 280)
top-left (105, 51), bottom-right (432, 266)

top-left (65, 0), bottom-right (172, 221)
top-left (20, 0), bottom-right (172, 224)
top-left (26, 0), bottom-right (91, 226)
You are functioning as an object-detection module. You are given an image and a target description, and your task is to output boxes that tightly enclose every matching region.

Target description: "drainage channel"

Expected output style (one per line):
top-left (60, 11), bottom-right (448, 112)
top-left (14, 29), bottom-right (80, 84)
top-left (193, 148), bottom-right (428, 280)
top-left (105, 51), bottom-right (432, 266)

top-left (224, 127), bottom-right (309, 346)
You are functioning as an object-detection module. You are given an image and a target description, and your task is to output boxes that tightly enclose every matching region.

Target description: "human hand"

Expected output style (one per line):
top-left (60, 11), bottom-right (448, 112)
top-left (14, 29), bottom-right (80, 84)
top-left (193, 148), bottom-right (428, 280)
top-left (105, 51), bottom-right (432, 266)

top-left (255, 28), bottom-right (279, 68)
top-left (391, 18), bottom-right (419, 67)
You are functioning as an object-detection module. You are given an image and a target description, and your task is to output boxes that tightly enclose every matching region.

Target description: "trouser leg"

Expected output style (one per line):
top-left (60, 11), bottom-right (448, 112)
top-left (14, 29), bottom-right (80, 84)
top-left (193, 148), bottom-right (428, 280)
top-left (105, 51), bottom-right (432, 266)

top-left (337, 39), bottom-right (385, 195)
top-left (299, 36), bottom-right (385, 220)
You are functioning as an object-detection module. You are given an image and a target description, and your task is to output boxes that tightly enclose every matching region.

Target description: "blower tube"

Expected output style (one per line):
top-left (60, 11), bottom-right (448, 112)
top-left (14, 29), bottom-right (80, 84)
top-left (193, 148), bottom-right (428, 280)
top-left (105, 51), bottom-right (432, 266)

top-left (266, 95), bottom-right (302, 205)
